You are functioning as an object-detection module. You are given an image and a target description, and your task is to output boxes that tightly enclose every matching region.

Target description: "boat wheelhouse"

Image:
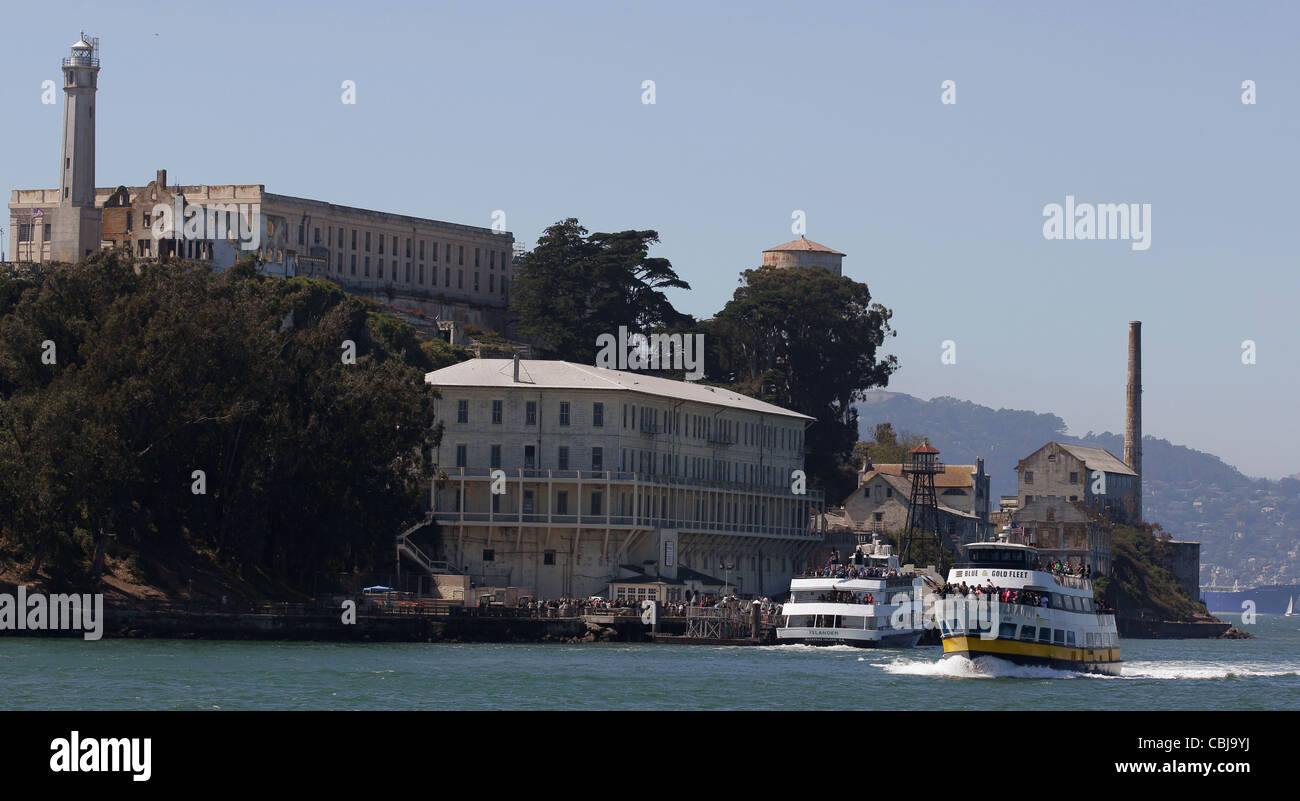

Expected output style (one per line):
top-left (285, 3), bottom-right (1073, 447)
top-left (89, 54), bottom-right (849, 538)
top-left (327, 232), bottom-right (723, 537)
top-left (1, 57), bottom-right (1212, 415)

top-left (776, 538), bottom-right (926, 648)
top-left (933, 541), bottom-right (1121, 675)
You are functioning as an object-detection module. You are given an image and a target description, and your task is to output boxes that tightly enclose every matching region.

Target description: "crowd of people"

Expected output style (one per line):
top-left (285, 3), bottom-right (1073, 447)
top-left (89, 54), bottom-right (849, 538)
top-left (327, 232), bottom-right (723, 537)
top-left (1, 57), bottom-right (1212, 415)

top-left (1036, 559), bottom-right (1092, 578)
top-left (800, 565), bottom-right (900, 579)
top-left (813, 590), bottom-right (876, 605)
top-left (508, 594), bottom-right (783, 619)
top-left (935, 580), bottom-right (1052, 609)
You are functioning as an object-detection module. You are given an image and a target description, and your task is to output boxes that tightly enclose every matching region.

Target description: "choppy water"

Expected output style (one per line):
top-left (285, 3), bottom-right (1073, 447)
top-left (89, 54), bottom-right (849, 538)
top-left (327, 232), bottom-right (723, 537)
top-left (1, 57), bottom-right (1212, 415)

top-left (1, 614), bottom-right (1295, 710)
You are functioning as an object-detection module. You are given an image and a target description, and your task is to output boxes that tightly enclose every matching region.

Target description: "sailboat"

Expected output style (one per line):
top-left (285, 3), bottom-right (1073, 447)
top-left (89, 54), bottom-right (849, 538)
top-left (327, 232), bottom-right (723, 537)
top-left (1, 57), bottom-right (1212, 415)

top-left (1287, 595), bottom-right (1296, 617)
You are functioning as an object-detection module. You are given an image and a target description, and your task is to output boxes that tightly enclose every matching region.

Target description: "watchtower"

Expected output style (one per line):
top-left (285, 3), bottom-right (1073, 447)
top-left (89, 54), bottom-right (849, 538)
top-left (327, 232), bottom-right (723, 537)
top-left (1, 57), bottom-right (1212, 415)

top-left (900, 441), bottom-right (943, 565)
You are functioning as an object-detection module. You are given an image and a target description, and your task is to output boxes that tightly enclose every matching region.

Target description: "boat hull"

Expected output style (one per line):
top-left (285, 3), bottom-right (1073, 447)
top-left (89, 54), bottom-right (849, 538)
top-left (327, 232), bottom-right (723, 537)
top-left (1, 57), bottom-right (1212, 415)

top-left (776, 627), bottom-right (922, 648)
top-left (941, 635), bottom-right (1122, 676)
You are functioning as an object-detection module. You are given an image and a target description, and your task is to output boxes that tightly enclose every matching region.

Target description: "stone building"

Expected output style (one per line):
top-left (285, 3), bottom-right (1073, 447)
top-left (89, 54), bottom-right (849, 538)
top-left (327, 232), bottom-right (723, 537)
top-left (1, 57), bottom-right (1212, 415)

top-left (1161, 539), bottom-right (1201, 601)
top-left (761, 236), bottom-right (845, 275)
top-left (1015, 441), bottom-right (1139, 526)
top-left (8, 34), bottom-right (515, 331)
top-left (425, 358), bottom-right (826, 600)
top-left (839, 459), bottom-right (993, 551)
top-left (1009, 496), bottom-right (1112, 576)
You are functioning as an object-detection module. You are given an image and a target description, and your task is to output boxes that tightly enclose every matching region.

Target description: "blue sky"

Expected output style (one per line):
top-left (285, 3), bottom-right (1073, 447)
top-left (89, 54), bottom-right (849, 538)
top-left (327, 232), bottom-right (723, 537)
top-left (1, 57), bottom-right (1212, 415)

top-left (2, 1), bottom-right (1296, 478)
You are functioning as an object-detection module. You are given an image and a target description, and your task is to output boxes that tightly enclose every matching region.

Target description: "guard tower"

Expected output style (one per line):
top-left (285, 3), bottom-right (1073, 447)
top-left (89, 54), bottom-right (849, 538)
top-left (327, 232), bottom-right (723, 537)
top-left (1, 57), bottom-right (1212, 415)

top-left (49, 32), bottom-right (102, 263)
top-left (900, 441), bottom-right (943, 566)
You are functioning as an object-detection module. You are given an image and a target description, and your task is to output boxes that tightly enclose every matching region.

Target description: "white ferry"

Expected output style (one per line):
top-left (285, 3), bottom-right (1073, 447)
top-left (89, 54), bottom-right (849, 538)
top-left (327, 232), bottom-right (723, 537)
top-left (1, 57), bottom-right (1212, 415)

top-left (933, 541), bottom-right (1121, 675)
top-left (776, 538), bottom-right (926, 648)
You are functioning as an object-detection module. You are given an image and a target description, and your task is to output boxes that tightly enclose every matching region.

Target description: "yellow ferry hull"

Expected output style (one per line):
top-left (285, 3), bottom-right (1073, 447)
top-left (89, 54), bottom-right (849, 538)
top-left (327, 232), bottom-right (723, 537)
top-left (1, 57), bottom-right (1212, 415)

top-left (941, 635), bottom-right (1122, 676)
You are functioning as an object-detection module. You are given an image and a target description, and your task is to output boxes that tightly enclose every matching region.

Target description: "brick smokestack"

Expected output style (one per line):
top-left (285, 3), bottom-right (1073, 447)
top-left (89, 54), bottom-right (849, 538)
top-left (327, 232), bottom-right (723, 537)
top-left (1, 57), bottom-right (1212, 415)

top-left (1124, 321), bottom-right (1142, 521)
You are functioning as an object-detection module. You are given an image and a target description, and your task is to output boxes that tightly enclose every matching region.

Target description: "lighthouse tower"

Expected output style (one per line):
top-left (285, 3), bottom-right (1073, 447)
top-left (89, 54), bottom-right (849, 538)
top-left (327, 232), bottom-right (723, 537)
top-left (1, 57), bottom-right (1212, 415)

top-left (49, 32), bottom-right (102, 263)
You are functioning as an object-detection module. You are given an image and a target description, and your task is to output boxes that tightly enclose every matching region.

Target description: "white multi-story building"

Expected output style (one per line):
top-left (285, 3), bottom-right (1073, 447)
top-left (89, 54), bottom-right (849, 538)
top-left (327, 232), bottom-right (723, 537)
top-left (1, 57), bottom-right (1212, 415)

top-left (425, 358), bottom-right (826, 600)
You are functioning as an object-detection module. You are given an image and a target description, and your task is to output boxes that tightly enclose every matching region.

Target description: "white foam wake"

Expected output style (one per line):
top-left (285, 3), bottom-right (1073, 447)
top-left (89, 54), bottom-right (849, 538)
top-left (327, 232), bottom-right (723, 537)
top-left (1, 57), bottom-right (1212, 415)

top-left (875, 654), bottom-right (1084, 679)
top-left (768, 643), bottom-right (863, 654)
top-left (1118, 661), bottom-right (1298, 680)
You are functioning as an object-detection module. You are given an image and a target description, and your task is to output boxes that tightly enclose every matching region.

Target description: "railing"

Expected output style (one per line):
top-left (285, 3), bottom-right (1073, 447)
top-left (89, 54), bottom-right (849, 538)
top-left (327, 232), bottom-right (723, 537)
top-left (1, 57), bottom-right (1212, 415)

top-left (437, 466), bottom-right (823, 501)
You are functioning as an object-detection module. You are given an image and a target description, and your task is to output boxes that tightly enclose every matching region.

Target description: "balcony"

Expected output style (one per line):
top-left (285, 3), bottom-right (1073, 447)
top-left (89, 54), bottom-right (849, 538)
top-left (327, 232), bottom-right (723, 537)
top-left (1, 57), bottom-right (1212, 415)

top-left (433, 466), bottom-right (824, 538)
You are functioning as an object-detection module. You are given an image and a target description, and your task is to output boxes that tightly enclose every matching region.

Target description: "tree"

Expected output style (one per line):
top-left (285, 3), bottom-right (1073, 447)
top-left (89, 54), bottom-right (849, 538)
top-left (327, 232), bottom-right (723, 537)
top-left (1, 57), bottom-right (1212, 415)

top-left (707, 266), bottom-right (898, 502)
top-left (0, 252), bottom-right (440, 592)
top-left (510, 218), bottom-right (693, 362)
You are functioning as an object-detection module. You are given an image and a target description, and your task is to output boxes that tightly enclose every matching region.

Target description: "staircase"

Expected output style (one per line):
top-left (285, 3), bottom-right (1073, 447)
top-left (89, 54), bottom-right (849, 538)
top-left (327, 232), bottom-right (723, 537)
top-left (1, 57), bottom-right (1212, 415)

top-left (396, 519), bottom-right (459, 575)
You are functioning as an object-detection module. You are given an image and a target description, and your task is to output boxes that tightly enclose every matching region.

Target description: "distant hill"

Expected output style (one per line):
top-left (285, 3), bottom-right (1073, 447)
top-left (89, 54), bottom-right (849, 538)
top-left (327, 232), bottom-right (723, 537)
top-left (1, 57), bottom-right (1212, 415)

top-left (856, 392), bottom-right (1300, 590)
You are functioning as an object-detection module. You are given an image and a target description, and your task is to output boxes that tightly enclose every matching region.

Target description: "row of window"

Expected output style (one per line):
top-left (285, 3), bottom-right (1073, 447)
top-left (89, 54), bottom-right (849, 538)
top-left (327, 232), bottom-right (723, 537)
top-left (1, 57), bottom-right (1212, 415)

top-left (334, 255), bottom-right (507, 297)
top-left (622, 404), bottom-right (802, 453)
top-left (455, 444), bottom-right (606, 472)
top-left (308, 225), bottom-right (507, 269)
top-left (452, 398), bottom-right (801, 456)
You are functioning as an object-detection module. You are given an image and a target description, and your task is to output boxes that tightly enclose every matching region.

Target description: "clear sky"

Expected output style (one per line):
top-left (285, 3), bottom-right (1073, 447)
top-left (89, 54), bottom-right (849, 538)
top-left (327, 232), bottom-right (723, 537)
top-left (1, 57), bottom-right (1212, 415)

top-left (2, 1), bottom-right (1296, 478)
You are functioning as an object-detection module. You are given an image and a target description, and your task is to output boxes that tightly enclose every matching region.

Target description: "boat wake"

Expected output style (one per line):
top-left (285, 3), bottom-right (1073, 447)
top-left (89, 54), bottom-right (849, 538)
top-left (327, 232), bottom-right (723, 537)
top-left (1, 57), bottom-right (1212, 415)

top-left (1115, 661), bottom-right (1298, 680)
top-left (873, 654), bottom-right (1084, 679)
top-left (768, 644), bottom-right (863, 654)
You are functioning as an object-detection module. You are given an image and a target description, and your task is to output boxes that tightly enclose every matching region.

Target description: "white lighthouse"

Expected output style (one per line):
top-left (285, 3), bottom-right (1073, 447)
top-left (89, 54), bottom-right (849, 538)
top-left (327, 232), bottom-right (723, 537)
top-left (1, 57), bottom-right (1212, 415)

top-left (49, 32), bottom-right (102, 262)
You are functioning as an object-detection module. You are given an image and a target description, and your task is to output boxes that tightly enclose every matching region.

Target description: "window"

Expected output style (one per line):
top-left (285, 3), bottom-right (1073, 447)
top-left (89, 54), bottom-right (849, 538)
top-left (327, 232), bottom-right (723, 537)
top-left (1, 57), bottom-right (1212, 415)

top-left (458, 245), bottom-right (464, 265)
top-left (1066, 631), bottom-right (1076, 647)
top-left (351, 230), bottom-right (357, 249)
top-left (491, 400), bottom-right (503, 424)
top-left (524, 445), bottom-right (535, 469)
top-left (490, 445), bottom-right (501, 468)
top-left (543, 550), bottom-right (556, 566)
top-left (592, 447), bottom-right (603, 471)
top-left (432, 241), bottom-right (438, 261)
top-left (1069, 472), bottom-right (1079, 484)
top-left (420, 241), bottom-right (425, 259)
top-left (1025, 494), bottom-right (1034, 504)
top-left (558, 447), bottom-right (569, 470)
top-left (492, 494), bottom-right (500, 514)
top-left (365, 231), bottom-right (371, 251)
top-left (523, 490), bottom-right (534, 514)
top-left (482, 549), bottom-right (494, 562)
top-left (475, 248), bottom-right (480, 267)
top-left (1025, 471), bottom-right (1034, 485)
top-left (1053, 629), bottom-right (1065, 645)
top-left (455, 445), bottom-right (467, 467)
top-left (590, 491), bottom-right (603, 515)
top-left (593, 402), bottom-right (604, 427)
top-left (458, 270), bottom-right (463, 289)
top-left (559, 402), bottom-right (570, 426)
top-left (456, 400), bottom-right (468, 423)
top-left (364, 256), bottom-right (370, 276)
top-left (555, 492), bottom-right (567, 515)
top-left (525, 401), bottom-right (537, 426)
top-left (378, 235), bottom-right (384, 254)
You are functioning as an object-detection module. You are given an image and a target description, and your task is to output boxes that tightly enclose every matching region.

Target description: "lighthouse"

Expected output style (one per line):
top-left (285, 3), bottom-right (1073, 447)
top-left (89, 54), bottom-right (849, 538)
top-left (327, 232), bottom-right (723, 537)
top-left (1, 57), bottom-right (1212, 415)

top-left (49, 32), bottom-right (102, 263)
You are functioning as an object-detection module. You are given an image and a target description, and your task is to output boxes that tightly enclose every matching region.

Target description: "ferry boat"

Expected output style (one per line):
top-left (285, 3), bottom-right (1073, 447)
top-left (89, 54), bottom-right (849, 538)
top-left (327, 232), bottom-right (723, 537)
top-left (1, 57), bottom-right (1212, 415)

top-left (933, 541), bottom-right (1121, 675)
top-left (776, 537), bottom-right (926, 647)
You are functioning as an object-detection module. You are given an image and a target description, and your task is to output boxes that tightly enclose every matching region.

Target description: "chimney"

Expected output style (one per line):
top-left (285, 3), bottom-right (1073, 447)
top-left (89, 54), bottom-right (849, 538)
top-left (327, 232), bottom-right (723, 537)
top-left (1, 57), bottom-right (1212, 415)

top-left (512, 354), bottom-right (520, 382)
top-left (156, 169), bottom-right (167, 188)
top-left (1124, 321), bottom-right (1142, 521)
